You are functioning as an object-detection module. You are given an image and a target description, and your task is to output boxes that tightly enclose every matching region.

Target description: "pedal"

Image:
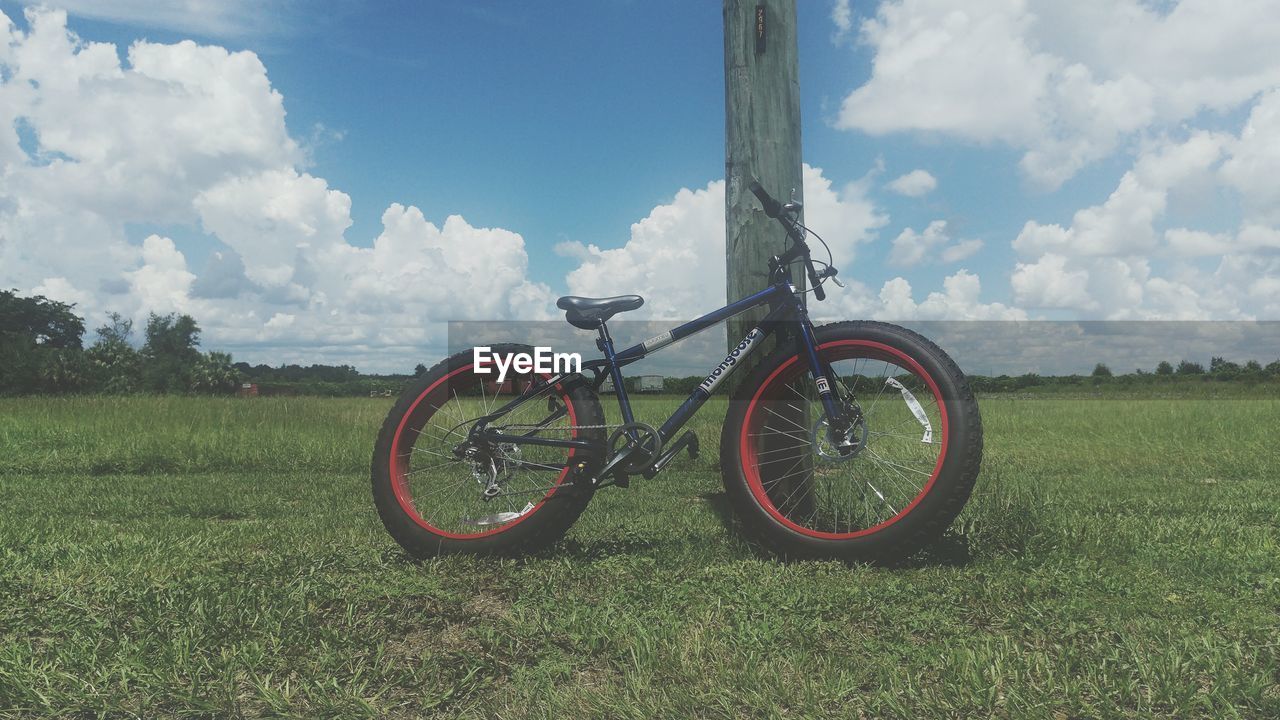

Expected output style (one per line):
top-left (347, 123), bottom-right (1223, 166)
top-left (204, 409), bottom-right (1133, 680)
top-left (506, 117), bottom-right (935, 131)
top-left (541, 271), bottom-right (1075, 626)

top-left (643, 431), bottom-right (699, 479)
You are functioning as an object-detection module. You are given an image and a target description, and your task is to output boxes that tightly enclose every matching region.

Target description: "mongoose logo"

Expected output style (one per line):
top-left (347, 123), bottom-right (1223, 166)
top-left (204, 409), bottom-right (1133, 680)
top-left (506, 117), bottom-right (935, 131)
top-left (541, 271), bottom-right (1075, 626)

top-left (700, 328), bottom-right (764, 394)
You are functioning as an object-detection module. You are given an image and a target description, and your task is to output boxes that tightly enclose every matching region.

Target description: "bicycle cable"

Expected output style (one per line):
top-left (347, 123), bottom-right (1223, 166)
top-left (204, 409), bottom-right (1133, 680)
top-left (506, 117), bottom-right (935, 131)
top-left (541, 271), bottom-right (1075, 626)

top-left (782, 221), bottom-right (837, 297)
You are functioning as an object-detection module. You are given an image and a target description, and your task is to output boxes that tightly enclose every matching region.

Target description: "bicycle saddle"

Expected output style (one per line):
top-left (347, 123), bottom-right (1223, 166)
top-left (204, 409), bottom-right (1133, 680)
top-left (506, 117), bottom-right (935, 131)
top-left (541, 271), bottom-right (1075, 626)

top-left (556, 295), bottom-right (644, 329)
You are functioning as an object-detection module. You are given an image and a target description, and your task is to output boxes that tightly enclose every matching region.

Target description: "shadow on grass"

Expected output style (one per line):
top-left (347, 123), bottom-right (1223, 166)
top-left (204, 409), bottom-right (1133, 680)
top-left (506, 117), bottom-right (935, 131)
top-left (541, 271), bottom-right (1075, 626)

top-left (698, 484), bottom-right (1044, 569)
top-left (373, 481), bottom-right (1045, 567)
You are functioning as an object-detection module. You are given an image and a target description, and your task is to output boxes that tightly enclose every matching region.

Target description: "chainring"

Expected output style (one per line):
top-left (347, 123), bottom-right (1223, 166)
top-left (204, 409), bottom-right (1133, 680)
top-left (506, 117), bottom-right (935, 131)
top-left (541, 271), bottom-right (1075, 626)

top-left (606, 422), bottom-right (663, 474)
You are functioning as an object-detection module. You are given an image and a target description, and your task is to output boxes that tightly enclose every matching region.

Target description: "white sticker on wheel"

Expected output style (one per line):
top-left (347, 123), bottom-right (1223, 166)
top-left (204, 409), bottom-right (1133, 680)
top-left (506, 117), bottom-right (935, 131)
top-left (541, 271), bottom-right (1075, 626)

top-left (460, 502), bottom-right (537, 527)
top-left (885, 377), bottom-right (933, 444)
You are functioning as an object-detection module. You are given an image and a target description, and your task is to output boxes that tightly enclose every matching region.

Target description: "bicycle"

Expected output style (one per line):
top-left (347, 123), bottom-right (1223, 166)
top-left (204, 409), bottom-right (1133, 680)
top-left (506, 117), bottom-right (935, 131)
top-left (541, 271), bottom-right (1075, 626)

top-left (372, 180), bottom-right (983, 564)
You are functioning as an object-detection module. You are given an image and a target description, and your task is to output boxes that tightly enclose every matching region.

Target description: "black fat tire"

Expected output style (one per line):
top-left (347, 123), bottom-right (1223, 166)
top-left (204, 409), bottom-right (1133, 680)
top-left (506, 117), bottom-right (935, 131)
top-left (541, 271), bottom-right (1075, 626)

top-left (719, 321), bottom-right (982, 564)
top-left (372, 344), bottom-right (605, 558)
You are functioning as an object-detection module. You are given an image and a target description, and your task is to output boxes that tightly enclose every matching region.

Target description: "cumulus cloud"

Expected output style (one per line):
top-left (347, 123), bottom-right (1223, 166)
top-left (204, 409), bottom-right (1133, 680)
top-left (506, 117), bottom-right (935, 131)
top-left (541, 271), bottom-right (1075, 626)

top-left (889, 220), bottom-right (983, 267)
top-left (1220, 90), bottom-right (1280, 225)
top-left (886, 169), bottom-right (937, 197)
top-left (1009, 114), bottom-right (1280, 319)
top-left (838, 0), bottom-right (1280, 188)
top-left (562, 164), bottom-right (888, 319)
top-left (811, 270), bottom-right (1025, 322)
top-left (878, 270), bottom-right (1026, 321)
top-left (0, 8), bottom-right (550, 371)
top-left (560, 165), bottom-right (1017, 325)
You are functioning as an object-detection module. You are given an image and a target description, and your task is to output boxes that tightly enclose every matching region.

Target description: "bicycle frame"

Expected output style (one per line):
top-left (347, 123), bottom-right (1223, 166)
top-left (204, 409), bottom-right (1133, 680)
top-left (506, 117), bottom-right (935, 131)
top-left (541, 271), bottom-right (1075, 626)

top-left (474, 271), bottom-right (845, 479)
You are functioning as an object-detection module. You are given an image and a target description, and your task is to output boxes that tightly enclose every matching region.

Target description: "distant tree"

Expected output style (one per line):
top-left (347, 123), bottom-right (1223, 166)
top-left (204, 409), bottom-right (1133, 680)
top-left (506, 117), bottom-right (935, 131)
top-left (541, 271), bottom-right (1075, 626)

top-left (1014, 373), bottom-right (1043, 390)
top-left (190, 351), bottom-right (240, 393)
top-left (141, 313), bottom-right (203, 393)
top-left (1245, 360), bottom-right (1263, 373)
top-left (86, 313), bottom-right (142, 393)
top-left (1155, 360), bottom-right (1174, 375)
top-left (0, 289), bottom-right (85, 349)
top-left (414, 363), bottom-right (428, 377)
top-left (0, 289), bottom-right (88, 394)
top-left (1209, 356), bottom-right (1241, 376)
top-left (1176, 360), bottom-right (1205, 375)
top-left (1091, 363), bottom-right (1112, 378)
top-left (1267, 360), bottom-right (1280, 376)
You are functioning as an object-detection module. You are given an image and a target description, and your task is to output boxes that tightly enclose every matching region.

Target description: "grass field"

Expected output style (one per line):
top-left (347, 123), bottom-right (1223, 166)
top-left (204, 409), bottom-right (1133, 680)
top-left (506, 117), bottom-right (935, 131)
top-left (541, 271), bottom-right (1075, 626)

top-left (0, 393), bottom-right (1277, 718)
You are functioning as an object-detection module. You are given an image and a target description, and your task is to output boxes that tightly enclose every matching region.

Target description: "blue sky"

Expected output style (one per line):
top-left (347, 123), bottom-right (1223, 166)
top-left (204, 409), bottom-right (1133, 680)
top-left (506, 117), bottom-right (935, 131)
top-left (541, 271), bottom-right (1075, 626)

top-left (1, 1), bottom-right (1277, 371)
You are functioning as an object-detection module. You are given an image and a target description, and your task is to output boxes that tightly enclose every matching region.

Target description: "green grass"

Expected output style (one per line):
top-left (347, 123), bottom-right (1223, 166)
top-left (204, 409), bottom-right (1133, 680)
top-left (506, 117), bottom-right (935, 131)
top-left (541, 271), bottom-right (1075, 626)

top-left (1, 395), bottom-right (1277, 718)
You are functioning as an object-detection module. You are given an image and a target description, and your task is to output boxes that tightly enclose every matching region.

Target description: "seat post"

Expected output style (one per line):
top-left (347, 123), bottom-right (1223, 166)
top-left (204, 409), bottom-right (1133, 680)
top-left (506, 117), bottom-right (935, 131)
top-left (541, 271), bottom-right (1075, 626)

top-left (595, 320), bottom-right (636, 425)
top-left (595, 320), bottom-right (614, 354)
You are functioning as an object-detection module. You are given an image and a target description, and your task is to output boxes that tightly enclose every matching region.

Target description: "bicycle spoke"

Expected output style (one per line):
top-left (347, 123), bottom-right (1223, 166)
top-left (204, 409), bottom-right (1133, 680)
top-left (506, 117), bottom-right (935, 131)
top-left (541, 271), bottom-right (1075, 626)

top-left (740, 344), bottom-right (948, 537)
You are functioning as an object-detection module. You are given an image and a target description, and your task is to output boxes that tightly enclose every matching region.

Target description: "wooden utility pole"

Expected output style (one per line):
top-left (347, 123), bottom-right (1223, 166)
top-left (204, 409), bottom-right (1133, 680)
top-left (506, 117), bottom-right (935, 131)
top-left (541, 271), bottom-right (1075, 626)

top-left (725, 1), bottom-right (812, 515)
top-left (724, 0), bottom-right (804, 366)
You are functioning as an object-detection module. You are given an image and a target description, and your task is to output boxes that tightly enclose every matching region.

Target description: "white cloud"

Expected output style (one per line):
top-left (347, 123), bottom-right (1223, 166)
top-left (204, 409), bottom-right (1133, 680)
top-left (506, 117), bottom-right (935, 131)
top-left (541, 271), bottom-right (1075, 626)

top-left (1013, 131), bottom-right (1226, 259)
top-left (838, 0), bottom-right (1280, 188)
top-left (563, 164), bottom-right (888, 320)
top-left (889, 220), bottom-right (983, 267)
top-left (821, 270), bottom-right (1025, 321)
top-left (14, 0), bottom-right (284, 38)
top-left (1010, 253), bottom-right (1095, 310)
top-left (559, 171), bottom-right (1018, 323)
top-left (832, 0), bottom-right (853, 36)
top-left (889, 221), bottom-right (944, 267)
top-left (0, 8), bottom-right (551, 371)
top-left (1220, 90), bottom-right (1280, 225)
top-left (941, 239), bottom-right (983, 264)
top-left (1008, 114), bottom-right (1280, 319)
top-left (886, 169), bottom-right (937, 197)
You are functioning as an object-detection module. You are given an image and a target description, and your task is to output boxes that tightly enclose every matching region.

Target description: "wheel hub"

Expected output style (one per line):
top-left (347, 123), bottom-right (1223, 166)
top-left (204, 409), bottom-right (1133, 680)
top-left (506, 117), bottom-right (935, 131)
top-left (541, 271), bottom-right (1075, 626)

top-left (812, 414), bottom-right (869, 462)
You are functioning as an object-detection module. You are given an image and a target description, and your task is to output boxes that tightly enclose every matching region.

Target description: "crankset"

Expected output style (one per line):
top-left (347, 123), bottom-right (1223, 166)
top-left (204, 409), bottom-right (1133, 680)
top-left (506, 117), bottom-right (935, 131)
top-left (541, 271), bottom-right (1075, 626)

top-left (606, 422), bottom-right (663, 474)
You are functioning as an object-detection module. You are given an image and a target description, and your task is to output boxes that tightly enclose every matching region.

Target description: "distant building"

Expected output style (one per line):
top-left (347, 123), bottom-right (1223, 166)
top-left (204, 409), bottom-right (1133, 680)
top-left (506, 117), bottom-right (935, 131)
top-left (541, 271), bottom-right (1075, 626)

top-left (637, 375), bottom-right (665, 393)
top-left (237, 383), bottom-right (259, 397)
top-left (601, 375), bottom-right (664, 394)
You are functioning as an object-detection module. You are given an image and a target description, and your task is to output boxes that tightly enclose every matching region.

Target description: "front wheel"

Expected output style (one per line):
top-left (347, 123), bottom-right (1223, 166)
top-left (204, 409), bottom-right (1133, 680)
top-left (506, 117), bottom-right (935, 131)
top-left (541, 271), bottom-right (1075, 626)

top-left (719, 321), bottom-right (982, 564)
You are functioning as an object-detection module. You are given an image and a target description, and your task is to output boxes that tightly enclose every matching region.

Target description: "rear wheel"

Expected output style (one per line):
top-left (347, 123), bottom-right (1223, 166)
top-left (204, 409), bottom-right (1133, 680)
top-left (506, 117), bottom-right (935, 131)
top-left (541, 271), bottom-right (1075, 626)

top-left (372, 344), bottom-right (604, 558)
top-left (720, 322), bottom-right (982, 564)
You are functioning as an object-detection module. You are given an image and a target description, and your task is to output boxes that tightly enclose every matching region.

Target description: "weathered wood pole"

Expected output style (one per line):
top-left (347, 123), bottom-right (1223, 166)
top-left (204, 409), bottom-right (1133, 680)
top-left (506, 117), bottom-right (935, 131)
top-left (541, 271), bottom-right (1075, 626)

top-left (724, 0), bottom-right (804, 366)
top-left (725, 1), bottom-right (813, 514)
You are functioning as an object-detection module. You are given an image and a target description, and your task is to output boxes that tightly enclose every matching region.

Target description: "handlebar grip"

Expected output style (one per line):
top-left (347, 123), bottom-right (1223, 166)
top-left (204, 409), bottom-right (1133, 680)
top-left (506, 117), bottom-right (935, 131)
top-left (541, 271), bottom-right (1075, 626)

top-left (807, 263), bottom-right (826, 301)
top-left (748, 180), bottom-right (782, 219)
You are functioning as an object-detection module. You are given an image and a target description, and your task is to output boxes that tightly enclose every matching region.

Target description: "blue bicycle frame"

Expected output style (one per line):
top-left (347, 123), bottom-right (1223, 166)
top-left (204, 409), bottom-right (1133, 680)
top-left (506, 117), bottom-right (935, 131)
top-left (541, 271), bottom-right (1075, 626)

top-left (476, 275), bottom-right (841, 480)
top-left (475, 179), bottom-right (843, 482)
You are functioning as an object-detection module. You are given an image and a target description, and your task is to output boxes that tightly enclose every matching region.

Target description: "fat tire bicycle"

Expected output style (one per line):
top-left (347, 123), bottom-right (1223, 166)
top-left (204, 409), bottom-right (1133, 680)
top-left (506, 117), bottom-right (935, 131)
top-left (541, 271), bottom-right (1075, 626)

top-left (372, 180), bottom-right (982, 564)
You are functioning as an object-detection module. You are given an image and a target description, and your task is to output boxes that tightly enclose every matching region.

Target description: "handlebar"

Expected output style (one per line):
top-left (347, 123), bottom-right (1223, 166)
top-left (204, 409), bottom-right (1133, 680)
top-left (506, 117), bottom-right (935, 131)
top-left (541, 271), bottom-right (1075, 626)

top-left (750, 177), bottom-right (829, 301)
top-left (748, 180), bottom-right (783, 219)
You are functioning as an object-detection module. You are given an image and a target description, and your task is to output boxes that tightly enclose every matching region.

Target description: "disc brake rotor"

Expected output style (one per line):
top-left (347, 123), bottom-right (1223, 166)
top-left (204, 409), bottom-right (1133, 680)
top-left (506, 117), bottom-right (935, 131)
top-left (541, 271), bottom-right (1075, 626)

top-left (812, 415), bottom-right (869, 462)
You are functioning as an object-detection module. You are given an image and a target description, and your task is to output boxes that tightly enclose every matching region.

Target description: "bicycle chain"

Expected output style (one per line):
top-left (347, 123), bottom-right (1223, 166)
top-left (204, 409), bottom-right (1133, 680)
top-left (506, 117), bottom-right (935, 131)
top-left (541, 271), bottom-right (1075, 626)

top-left (496, 423), bottom-right (624, 432)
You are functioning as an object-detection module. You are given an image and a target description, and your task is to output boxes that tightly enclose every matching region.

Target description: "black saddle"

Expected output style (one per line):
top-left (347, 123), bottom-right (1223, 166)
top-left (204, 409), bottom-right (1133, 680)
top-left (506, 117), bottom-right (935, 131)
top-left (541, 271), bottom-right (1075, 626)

top-left (556, 295), bottom-right (644, 329)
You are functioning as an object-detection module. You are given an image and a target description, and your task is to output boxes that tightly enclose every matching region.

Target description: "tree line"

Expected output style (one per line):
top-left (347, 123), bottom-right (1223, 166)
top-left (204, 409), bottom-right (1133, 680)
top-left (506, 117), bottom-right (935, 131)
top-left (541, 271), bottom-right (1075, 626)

top-left (4, 288), bottom-right (1278, 397)
top-left (0, 289), bottom-right (413, 397)
top-left (1, 289), bottom-right (238, 395)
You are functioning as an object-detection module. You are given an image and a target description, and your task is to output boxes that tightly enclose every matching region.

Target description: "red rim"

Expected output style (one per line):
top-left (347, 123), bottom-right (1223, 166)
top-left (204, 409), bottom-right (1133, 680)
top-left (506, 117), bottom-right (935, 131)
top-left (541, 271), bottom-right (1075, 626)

top-left (738, 339), bottom-right (949, 540)
top-left (389, 366), bottom-right (578, 540)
